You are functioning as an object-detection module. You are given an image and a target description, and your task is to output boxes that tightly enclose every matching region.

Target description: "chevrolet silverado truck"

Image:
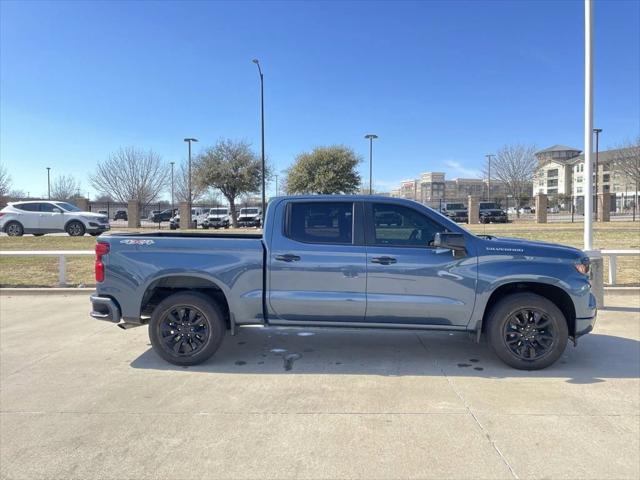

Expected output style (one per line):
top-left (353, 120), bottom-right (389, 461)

top-left (90, 196), bottom-right (596, 370)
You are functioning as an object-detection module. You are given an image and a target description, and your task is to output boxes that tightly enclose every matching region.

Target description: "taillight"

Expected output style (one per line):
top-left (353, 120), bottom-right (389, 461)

top-left (95, 242), bottom-right (110, 282)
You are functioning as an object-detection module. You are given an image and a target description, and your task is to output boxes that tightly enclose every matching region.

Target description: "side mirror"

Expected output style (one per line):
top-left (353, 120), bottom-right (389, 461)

top-left (53, 208), bottom-right (63, 214)
top-left (434, 232), bottom-right (466, 251)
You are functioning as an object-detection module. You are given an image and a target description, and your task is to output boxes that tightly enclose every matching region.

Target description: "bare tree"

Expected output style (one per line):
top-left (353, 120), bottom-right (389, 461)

top-left (174, 160), bottom-right (208, 204)
top-left (491, 144), bottom-right (537, 213)
top-left (612, 136), bottom-right (640, 186)
top-left (195, 139), bottom-right (263, 227)
top-left (90, 147), bottom-right (168, 208)
top-left (50, 174), bottom-right (81, 201)
top-left (0, 163), bottom-right (11, 197)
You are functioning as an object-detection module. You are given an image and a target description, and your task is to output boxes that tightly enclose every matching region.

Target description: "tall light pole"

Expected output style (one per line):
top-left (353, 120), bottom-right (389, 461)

top-left (46, 167), bottom-right (51, 199)
top-left (183, 138), bottom-right (198, 228)
top-left (485, 154), bottom-right (495, 201)
top-left (593, 128), bottom-right (602, 217)
top-left (252, 59), bottom-right (266, 215)
top-left (364, 134), bottom-right (378, 194)
top-left (583, 0), bottom-right (594, 250)
top-left (170, 161), bottom-right (175, 213)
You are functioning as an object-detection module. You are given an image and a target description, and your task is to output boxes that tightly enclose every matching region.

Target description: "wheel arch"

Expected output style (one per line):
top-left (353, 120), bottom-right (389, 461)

top-left (479, 282), bottom-right (576, 337)
top-left (3, 219), bottom-right (23, 233)
top-left (140, 274), bottom-right (231, 330)
top-left (64, 217), bottom-right (87, 231)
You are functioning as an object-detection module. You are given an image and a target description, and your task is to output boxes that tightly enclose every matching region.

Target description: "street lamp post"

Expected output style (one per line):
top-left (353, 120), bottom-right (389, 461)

top-left (252, 59), bottom-right (266, 216)
top-left (46, 167), bottom-right (51, 199)
top-left (593, 128), bottom-right (602, 218)
top-left (364, 134), bottom-right (378, 194)
top-left (183, 138), bottom-right (198, 228)
top-left (485, 154), bottom-right (495, 201)
top-left (170, 161), bottom-right (175, 214)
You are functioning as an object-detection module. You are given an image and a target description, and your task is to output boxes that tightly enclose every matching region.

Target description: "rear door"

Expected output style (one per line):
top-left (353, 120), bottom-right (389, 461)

top-left (364, 202), bottom-right (476, 327)
top-left (268, 200), bottom-right (367, 323)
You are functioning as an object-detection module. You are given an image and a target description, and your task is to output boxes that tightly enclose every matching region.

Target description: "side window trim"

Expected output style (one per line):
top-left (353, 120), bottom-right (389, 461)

top-left (283, 201), bottom-right (356, 246)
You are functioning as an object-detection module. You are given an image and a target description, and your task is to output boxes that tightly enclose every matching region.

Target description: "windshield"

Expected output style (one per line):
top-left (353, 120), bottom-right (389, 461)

top-left (446, 203), bottom-right (465, 210)
top-left (55, 202), bottom-right (82, 212)
top-left (480, 202), bottom-right (499, 209)
top-left (241, 208), bottom-right (259, 215)
top-left (209, 209), bottom-right (228, 215)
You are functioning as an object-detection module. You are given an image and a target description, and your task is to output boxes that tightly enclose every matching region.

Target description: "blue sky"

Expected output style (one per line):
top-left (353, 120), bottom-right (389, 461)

top-left (1, 0), bottom-right (639, 198)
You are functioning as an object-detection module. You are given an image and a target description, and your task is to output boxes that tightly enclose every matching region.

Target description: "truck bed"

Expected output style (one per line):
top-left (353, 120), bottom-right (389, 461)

top-left (104, 231), bottom-right (263, 239)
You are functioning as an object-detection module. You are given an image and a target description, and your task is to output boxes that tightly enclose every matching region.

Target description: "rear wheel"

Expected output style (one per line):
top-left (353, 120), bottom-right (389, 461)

top-left (486, 293), bottom-right (568, 370)
top-left (5, 222), bottom-right (24, 236)
top-left (66, 221), bottom-right (85, 236)
top-left (149, 292), bottom-right (226, 366)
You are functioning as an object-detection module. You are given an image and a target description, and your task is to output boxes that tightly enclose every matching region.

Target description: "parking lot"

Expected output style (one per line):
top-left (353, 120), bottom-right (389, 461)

top-left (1, 293), bottom-right (638, 479)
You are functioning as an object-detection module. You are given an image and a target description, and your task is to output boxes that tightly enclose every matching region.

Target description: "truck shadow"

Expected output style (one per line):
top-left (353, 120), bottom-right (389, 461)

top-left (130, 327), bottom-right (640, 384)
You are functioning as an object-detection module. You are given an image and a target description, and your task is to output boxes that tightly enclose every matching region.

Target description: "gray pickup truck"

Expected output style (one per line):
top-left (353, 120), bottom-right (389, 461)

top-left (90, 195), bottom-right (596, 370)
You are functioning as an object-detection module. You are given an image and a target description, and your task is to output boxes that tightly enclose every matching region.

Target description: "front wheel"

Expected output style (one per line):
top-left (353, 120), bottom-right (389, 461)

top-left (486, 293), bottom-right (568, 370)
top-left (66, 221), bottom-right (85, 236)
top-left (148, 292), bottom-right (226, 366)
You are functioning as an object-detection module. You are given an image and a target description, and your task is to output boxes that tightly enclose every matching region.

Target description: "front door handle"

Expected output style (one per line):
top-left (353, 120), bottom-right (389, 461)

top-left (275, 254), bottom-right (301, 262)
top-left (371, 256), bottom-right (397, 265)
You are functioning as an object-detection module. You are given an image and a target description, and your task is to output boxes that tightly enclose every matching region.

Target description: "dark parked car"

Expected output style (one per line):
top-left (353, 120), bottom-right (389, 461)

top-left (150, 209), bottom-right (173, 223)
top-left (479, 202), bottom-right (508, 223)
top-left (113, 210), bottom-right (128, 221)
top-left (441, 202), bottom-right (468, 223)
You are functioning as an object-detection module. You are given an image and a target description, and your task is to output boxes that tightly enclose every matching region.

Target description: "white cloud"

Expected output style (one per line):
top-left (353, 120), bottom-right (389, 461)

top-left (444, 160), bottom-right (482, 179)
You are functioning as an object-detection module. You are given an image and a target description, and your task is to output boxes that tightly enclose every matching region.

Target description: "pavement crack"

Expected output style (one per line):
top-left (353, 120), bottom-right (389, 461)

top-left (414, 333), bottom-right (519, 479)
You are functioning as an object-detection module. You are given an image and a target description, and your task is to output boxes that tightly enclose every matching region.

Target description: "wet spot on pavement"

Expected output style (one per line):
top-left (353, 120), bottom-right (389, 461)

top-left (235, 360), bottom-right (246, 366)
top-left (474, 367), bottom-right (484, 371)
top-left (237, 341), bottom-right (246, 345)
top-left (457, 363), bottom-right (471, 368)
top-left (469, 359), bottom-right (479, 363)
top-left (283, 353), bottom-right (301, 371)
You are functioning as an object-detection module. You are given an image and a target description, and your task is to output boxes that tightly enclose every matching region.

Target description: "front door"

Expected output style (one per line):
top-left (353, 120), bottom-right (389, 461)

top-left (268, 201), bottom-right (367, 323)
top-left (364, 202), bottom-right (476, 326)
top-left (38, 202), bottom-right (65, 231)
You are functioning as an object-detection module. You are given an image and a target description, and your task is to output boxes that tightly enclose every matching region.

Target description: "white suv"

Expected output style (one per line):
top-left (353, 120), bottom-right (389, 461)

top-left (0, 201), bottom-right (110, 237)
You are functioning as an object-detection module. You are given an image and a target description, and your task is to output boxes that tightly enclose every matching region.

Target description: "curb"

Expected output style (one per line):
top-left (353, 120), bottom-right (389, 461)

top-left (0, 288), bottom-right (94, 296)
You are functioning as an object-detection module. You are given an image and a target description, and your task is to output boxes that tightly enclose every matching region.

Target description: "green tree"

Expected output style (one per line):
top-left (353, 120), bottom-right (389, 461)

top-left (195, 139), bottom-right (263, 227)
top-left (285, 146), bottom-right (361, 195)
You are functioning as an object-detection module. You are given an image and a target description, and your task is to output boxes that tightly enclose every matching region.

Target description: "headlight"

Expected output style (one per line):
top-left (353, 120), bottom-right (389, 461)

top-left (575, 257), bottom-right (590, 275)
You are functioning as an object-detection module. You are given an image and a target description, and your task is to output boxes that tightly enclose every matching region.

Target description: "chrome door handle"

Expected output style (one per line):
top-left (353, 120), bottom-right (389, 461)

top-left (371, 256), bottom-right (397, 265)
top-left (275, 254), bottom-right (301, 262)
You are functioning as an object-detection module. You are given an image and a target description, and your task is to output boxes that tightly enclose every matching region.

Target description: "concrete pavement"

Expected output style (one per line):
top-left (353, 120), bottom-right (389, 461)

top-left (0, 294), bottom-right (638, 479)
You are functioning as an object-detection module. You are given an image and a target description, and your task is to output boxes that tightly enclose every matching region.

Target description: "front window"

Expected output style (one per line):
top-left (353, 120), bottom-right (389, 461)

top-left (55, 202), bottom-right (82, 212)
top-left (287, 202), bottom-right (353, 244)
top-left (210, 209), bottom-right (228, 215)
top-left (372, 204), bottom-right (444, 247)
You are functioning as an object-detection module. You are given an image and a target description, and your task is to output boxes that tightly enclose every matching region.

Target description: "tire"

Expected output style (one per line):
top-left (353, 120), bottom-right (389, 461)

top-left (202, 223), bottom-right (209, 230)
top-left (5, 222), bottom-right (24, 236)
top-left (66, 221), bottom-right (86, 237)
top-left (148, 292), bottom-right (226, 366)
top-left (486, 293), bottom-right (568, 370)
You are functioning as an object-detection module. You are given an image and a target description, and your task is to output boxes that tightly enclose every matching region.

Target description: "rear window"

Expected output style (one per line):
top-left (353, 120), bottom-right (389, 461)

top-left (14, 203), bottom-right (40, 212)
top-left (287, 202), bottom-right (353, 245)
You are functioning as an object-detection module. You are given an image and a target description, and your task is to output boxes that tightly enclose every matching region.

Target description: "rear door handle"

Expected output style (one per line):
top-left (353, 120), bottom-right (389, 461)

top-left (275, 254), bottom-right (301, 262)
top-left (371, 256), bottom-right (397, 265)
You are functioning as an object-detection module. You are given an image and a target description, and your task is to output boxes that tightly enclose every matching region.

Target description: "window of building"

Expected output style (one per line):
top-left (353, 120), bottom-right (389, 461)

top-left (287, 202), bottom-right (353, 244)
top-left (547, 179), bottom-right (558, 187)
top-left (547, 169), bottom-right (559, 178)
top-left (603, 174), bottom-right (610, 183)
top-left (372, 203), bottom-right (444, 247)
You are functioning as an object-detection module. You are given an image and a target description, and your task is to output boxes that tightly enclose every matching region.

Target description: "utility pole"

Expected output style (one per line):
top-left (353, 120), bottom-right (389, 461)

top-left (183, 138), bottom-right (198, 228)
top-left (46, 167), bottom-right (51, 199)
top-left (252, 59), bottom-right (266, 216)
top-left (583, 0), bottom-right (594, 250)
top-left (485, 154), bottom-right (495, 201)
top-left (170, 161), bottom-right (175, 213)
top-left (364, 134), bottom-right (378, 194)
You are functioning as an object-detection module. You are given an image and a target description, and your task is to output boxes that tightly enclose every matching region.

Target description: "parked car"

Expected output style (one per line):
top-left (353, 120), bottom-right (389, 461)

top-left (441, 202), bottom-right (468, 223)
top-left (202, 207), bottom-right (231, 229)
top-left (113, 210), bottom-right (128, 221)
top-left (237, 207), bottom-right (262, 227)
top-left (0, 200), bottom-right (110, 236)
top-left (479, 202), bottom-right (508, 223)
top-left (519, 206), bottom-right (535, 215)
top-left (547, 206), bottom-right (560, 214)
top-left (90, 195), bottom-right (596, 370)
top-left (169, 208), bottom-right (209, 229)
top-left (98, 210), bottom-right (108, 216)
top-left (150, 209), bottom-right (173, 223)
